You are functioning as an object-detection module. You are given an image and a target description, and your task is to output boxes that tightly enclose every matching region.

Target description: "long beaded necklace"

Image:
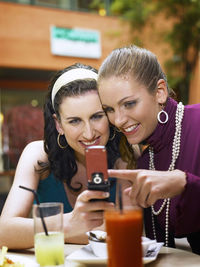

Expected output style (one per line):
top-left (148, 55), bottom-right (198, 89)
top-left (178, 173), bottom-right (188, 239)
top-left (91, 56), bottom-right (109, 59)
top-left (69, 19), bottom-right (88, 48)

top-left (149, 102), bottom-right (184, 247)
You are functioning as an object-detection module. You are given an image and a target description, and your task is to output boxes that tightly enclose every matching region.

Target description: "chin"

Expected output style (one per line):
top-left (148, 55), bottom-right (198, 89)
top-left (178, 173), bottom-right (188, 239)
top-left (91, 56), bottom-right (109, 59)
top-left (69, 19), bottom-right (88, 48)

top-left (126, 136), bottom-right (141, 145)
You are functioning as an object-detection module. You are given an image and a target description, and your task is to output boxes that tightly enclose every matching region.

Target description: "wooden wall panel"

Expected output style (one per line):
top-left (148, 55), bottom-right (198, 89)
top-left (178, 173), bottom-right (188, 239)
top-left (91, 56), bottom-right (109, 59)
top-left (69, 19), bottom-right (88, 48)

top-left (0, 2), bottom-right (131, 70)
top-left (0, 2), bottom-right (199, 101)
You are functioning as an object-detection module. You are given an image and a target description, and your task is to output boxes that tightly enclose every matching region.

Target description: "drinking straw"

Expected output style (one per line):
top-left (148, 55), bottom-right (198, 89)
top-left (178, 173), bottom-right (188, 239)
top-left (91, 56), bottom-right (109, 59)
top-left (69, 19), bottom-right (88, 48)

top-left (118, 184), bottom-right (123, 214)
top-left (19, 185), bottom-right (49, 236)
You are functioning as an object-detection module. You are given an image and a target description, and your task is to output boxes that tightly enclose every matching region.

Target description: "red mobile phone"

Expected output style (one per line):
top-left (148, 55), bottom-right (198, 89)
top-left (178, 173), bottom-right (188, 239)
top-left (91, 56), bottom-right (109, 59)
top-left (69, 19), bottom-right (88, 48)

top-left (85, 145), bottom-right (110, 194)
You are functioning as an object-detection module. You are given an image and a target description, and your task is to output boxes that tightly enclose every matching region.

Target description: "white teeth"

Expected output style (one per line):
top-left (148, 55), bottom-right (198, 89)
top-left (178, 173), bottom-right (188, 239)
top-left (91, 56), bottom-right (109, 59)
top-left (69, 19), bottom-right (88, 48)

top-left (124, 125), bottom-right (138, 133)
top-left (82, 140), bottom-right (97, 145)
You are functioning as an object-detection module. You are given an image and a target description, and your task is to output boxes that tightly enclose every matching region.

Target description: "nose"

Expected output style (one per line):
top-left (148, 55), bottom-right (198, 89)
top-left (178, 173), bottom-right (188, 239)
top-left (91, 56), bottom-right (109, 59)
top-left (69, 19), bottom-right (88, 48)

top-left (82, 122), bottom-right (95, 140)
top-left (114, 109), bottom-right (127, 129)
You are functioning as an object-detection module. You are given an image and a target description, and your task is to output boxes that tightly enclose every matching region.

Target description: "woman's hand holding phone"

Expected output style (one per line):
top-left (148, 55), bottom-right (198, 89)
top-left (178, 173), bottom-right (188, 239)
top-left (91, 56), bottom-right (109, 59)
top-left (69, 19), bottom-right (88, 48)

top-left (66, 190), bottom-right (114, 238)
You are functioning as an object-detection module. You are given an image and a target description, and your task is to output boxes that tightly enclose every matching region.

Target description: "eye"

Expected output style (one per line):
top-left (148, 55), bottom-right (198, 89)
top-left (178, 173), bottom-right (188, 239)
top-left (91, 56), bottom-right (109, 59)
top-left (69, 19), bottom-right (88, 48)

top-left (124, 100), bottom-right (137, 109)
top-left (68, 118), bottom-right (81, 125)
top-left (103, 106), bottom-right (114, 114)
top-left (91, 112), bottom-right (105, 120)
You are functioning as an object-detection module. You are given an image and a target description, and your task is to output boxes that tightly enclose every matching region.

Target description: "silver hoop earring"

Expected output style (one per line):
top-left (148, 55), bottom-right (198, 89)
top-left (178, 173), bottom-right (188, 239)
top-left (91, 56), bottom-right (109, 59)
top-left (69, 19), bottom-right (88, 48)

top-left (57, 133), bottom-right (68, 149)
top-left (157, 110), bottom-right (169, 124)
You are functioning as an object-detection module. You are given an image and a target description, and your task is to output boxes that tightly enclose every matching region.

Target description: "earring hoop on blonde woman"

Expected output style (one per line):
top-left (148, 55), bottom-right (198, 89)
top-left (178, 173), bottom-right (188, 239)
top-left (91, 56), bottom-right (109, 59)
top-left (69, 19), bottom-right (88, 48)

top-left (57, 133), bottom-right (68, 149)
top-left (157, 105), bottom-right (168, 124)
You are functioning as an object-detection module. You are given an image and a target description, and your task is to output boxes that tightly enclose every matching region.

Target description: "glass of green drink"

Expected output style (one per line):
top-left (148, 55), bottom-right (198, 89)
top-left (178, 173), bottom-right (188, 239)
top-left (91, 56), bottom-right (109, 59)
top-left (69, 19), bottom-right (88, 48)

top-left (33, 202), bottom-right (64, 267)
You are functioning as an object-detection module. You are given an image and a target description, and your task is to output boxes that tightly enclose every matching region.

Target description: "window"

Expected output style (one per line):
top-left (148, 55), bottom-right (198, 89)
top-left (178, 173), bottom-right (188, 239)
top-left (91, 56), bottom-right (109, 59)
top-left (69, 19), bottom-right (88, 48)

top-left (1, 0), bottom-right (111, 14)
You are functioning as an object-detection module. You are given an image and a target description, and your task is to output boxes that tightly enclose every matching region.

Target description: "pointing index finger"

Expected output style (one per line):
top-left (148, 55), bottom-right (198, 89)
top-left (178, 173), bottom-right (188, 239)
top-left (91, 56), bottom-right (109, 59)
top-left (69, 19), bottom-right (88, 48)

top-left (108, 169), bottom-right (140, 182)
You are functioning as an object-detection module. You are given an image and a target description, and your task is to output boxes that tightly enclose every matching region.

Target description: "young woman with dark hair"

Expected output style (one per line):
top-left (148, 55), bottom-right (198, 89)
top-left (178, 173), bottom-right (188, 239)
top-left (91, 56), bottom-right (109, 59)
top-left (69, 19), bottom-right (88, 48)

top-left (0, 63), bottom-right (131, 249)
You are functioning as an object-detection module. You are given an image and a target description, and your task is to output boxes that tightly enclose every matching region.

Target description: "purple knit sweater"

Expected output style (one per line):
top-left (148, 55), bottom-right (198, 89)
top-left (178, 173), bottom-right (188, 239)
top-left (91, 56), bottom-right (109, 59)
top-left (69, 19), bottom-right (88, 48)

top-left (137, 97), bottom-right (200, 254)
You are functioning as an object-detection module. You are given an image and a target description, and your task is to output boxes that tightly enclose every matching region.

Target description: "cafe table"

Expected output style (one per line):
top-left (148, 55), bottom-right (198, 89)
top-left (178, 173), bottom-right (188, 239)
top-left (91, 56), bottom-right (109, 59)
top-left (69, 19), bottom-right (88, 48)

top-left (5, 244), bottom-right (200, 267)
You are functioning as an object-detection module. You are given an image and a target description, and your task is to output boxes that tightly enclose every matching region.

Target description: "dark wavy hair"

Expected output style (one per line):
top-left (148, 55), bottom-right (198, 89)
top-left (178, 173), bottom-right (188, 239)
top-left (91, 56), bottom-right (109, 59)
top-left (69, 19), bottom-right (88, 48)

top-left (40, 63), bottom-right (122, 192)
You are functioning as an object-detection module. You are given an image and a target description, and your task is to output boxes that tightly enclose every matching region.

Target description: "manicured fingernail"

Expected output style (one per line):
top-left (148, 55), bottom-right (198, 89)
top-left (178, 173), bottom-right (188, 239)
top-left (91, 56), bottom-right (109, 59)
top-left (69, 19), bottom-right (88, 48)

top-left (103, 192), bottom-right (109, 197)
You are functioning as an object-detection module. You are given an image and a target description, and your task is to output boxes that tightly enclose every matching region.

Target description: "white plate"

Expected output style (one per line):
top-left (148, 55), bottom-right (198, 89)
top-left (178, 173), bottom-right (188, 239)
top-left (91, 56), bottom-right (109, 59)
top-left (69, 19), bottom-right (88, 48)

top-left (87, 231), bottom-right (157, 258)
top-left (66, 243), bottom-right (164, 265)
top-left (5, 254), bottom-right (38, 267)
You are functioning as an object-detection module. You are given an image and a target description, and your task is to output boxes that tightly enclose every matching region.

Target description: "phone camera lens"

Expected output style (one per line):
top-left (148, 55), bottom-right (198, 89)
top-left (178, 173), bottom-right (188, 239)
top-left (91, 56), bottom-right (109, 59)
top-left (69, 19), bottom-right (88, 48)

top-left (93, 173), bottom-right (102, 184)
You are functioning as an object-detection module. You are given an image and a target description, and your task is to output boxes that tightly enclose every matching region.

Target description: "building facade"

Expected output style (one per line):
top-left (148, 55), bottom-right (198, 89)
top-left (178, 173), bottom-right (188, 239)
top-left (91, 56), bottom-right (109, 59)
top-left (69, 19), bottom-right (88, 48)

top-left (0, 0), bottom-right (199, 173)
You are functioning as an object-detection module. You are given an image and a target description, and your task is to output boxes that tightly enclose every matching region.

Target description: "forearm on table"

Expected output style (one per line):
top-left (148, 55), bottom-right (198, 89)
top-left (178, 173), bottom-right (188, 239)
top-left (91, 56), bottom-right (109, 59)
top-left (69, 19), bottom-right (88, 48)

top-left (63, 214), bottom-right (105, 245)
top-left (65, 234), bottom-right (88, 245)
top-left (64, 225), bottom-right (105, 244)
top-left (63, 216), bottom-right (89, 244)
top-left (65, 221), bottom-right (107, 244)
top-left (0, 217), bottom-right (34, 249)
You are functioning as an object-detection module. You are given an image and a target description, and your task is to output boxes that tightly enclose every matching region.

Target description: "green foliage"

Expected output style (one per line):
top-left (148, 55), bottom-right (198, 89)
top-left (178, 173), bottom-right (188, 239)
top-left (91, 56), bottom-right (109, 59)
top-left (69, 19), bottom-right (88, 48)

top-left (89, 0), bottom-right (105, 10)
top-left (157, 0), bottom-right (200, 57)
top-left (110, 0), bottom-right (200, 103)
top-left (111, 0), bottom-right (156, 28)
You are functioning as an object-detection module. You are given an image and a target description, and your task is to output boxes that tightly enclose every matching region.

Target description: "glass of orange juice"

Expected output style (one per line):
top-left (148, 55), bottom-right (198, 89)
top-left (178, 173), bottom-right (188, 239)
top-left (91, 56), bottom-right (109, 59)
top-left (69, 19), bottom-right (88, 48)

top-left (105, 206), bottom-right (143, 267)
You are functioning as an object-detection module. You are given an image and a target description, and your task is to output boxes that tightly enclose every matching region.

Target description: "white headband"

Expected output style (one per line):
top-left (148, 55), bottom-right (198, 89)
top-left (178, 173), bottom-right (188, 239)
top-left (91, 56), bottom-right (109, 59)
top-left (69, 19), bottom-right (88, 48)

top-left (51, 68), bottom-right (98, 109)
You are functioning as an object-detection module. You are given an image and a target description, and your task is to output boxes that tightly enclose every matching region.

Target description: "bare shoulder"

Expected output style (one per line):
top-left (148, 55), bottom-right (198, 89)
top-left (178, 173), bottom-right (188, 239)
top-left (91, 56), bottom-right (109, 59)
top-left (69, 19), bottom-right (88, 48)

top-left (18, 140), bottom-right (48, 168)
top-left (13, 140), bottom-right (49, 185)
top-left (1, 141), bottom-right (48, 219)
top-left (24, 140), bottom-right (44, 151)
top-left (23, 141), bottom-right (47, 160)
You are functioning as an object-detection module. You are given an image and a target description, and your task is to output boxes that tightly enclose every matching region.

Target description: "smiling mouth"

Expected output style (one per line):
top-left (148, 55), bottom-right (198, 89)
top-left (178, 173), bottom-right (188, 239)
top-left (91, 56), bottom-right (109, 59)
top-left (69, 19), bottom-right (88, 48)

top-left (80, 137), bottom-right (100, 147)
top-left (122, 124), bottom-right (140, 134)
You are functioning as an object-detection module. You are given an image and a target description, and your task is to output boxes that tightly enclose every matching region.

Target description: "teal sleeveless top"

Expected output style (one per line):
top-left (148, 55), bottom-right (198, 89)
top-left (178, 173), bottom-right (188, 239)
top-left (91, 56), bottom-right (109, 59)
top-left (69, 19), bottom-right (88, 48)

top-left (36, 173), bottom-right (116, 213)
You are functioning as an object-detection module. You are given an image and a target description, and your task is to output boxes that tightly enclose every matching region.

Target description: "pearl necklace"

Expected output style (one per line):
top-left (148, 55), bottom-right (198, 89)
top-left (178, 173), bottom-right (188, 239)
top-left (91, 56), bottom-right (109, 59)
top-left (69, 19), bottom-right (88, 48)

top-left (149, 102), bottom-right (184, 247)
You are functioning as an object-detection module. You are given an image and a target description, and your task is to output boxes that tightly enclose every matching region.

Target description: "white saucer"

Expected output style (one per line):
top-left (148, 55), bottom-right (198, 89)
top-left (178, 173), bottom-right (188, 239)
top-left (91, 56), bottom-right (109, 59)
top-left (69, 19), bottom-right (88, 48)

top-left (66, 243), bottom-right (164, 265)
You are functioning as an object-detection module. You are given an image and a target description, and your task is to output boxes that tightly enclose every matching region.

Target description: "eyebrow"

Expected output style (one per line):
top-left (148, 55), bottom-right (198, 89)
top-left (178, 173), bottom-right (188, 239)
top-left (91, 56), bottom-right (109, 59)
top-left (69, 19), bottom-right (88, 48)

top-left (65, 116), bottom-right (78, 120)
top-left (64, 110), bottom-right (105, 121)
top-left (103, 95), bottom-right (137, 107)
top-left (95, 110), bottom-right (105, 114)
top-left (118, 95), bottom-right (136, 105)
top-left (90, 110), bottom-right (105, 117)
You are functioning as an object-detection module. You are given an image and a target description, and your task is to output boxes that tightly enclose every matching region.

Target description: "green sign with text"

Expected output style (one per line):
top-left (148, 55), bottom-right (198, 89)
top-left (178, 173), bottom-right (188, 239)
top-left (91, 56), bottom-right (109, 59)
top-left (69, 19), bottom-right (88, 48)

top-left (50, 26), bottom-right (101, 58)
